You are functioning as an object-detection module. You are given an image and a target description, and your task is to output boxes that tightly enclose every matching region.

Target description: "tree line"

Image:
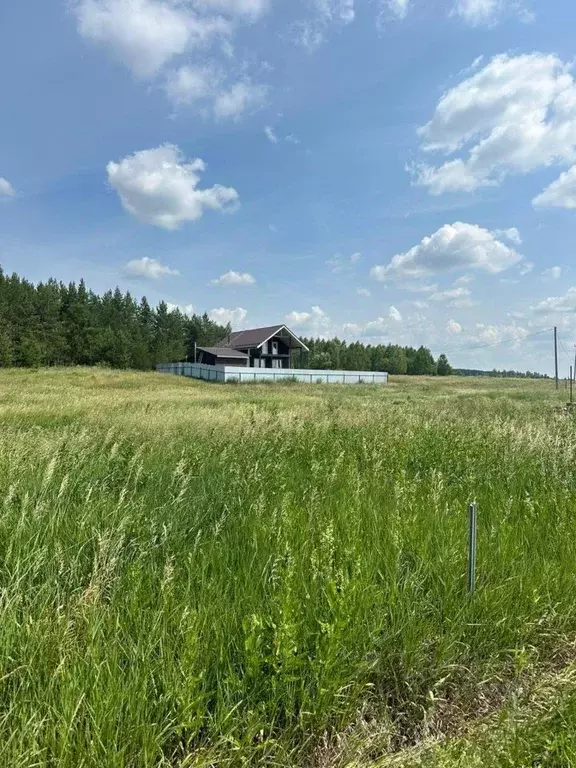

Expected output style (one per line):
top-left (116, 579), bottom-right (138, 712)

top-left (0, 268), bottom-right (229, 369)
top-left (456, 368), bottom-right (550, 379)
top-left (299, 337), bottom-right (453, 375)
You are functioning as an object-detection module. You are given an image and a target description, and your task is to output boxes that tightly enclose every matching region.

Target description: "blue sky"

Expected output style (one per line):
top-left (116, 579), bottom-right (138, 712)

top-left (2, 0), bottom-right (576, 373)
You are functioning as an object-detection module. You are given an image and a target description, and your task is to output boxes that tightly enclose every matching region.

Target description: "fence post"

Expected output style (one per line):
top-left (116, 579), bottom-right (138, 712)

top-left (468, 502), bottom-right (477, 594)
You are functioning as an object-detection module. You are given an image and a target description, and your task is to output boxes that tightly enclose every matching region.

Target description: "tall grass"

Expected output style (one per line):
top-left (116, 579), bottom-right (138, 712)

top-left (0, 368), bottom-right (574, 766)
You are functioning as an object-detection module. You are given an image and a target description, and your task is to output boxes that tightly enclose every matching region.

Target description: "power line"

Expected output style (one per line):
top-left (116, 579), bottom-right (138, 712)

top-left (449, 327), bottom-right (553, 355)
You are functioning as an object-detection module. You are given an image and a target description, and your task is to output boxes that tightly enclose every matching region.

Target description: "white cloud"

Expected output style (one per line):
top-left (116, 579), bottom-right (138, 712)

top-left (542, 266), bottom-right (562, 281)
top-left (213, 80), bottom-right (268, 119)
top-left (343, 314), bottom-right (400, 339)
top-left (446, 319), bottom-right (462, 335)
top-left (452, 0), bottom-right (534, 26)
top-left (209, 307), bottom-right (248, 325)
top-left (210, 270), bottom-right (256, 286)
top-left (429, 286), bottom-right (476, 308)
top-left (389, 305), bottom-right (403, 322)
top-left (264, 125), bottom-right (278, 143)
top-left (123, 256), bottom-right (180, 279)
top-left (452, 0), bottom-right (499, 25)
top-left (315, 0), bottom-right (355, 24)
top-left (286, 306), bottom-right (331, 335)
top-left (167, 302), bottom-right (195, 315)
top-left (0, 178), bottom-right (16, 198)
top-left (412, 53), bottom-right (576, 195)
top-left (75, 0), bottom-right (230, 79)
top-left (532, 287), bottom-right (576, 314)
top-left (107, 144), bottom-right (238, 230)
top-left (163, 67), bottom-right (267, 118)
top-left (473, 322), bottom-right (529, 346)
top-left (163, 65), bottom-right (219, 104)
top-left (533, 165), bottom-right (576, 209)
top-left (453, 275), bottom-right (474, 285)
top-left (382, 0), bottom-right (410, 21)
top-left (493, 227), bottom-right (522, 245)
top-left (293, 0), bottom-right (355, 51)
top-left (357, 287), bottom-right (371, 297)
top-left (370, 222), bottom-right (522, 282)
top-left (285, 134), bottom-right (300, 144)
top-left (412, 300), bottom-right (429, 310)
top-left (519, 261), bottom-right (535, 276)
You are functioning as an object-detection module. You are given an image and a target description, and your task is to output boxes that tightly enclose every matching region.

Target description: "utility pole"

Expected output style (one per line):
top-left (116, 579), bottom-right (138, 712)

top-left (571, 365), bottom-right (574, 404)
top-left (554, 326), bottom-right (559, 390)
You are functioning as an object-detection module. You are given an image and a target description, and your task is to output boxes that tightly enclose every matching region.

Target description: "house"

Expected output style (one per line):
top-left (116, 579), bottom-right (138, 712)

top-left (196, 324), bottom-right (309, 369)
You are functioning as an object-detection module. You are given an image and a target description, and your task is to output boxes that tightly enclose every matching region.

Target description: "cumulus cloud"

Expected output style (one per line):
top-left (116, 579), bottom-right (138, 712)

top-left (209, 307), bottom-right (248, 325)
top-left (343, 313), bottom-right (402, 339)
top-left (0, 178), bottom-right (16, 198)
top-left (411, 53), bottom-right (576, 195)
top-left (123, 256), bottom-right (180, 279)
top-left (286, 306), bottom-right (331, 335)
top-left (542, 266), bottom-right (562, 281)
top-left (210, 270), bottom-right (256, 286)
top-left (533, 165), bottom-right (576, 209)
top-left (163, 65), bottom-right (220, 105)
top-left (167, 302), bottom-right (195, 315)
top-left (75, 0), bottom-right (269, 119)
top-left (446, 319), bottom-right (462, 335)
top-left (163, 67), bottom-right (266, 118)
top-left (74, 0), bottom-right (230, 79)
top-left (453, 275), bottom-right (474, 286)
top-left (370, 222), bottom-right (522, 282)
top-left (532, 287), bottom-right (576, 314)
top-left (107, 144), bottom-right (239, 230)
top-left (472, 322), bottom-right (529, 346)
top-left (357, 287), bottom-right (371, 297)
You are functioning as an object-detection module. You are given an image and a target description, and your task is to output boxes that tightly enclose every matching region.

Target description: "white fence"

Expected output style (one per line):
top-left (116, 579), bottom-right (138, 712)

top-left (156, 362), bottom-right (388, 385)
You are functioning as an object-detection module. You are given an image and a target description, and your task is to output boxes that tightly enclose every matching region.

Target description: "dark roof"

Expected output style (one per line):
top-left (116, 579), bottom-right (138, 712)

top-left (197, 346), bottom-right (249, 359)
top-left (219, 325), bottom-right (284, 349)
top-left (218, 324), bottom-right (309, 351)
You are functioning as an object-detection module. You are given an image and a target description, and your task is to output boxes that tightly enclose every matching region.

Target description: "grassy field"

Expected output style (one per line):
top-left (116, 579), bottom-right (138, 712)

top-left (0, 367), bottom-right (576, 767)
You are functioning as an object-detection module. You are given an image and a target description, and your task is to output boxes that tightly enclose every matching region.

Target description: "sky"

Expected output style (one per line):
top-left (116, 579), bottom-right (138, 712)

top-left (2, 0), bottom-right (576, 373)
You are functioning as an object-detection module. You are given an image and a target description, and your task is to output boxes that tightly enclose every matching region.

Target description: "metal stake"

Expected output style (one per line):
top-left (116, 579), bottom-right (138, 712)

top-left (468, 502), bottom-right (477, 594)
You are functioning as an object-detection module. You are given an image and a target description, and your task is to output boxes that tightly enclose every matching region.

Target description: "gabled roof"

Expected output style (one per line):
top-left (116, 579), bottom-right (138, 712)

top-left (197, 346), bottom-right (249, 359)
top-left (218, 325), bottom-right (309, 352)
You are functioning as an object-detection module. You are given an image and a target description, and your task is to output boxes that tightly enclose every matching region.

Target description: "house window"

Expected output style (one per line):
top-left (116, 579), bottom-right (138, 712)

top-left (272, 341), bottom-right (279, 355)
top-left (272, 359), bottom-right (281, 369)
top-left (262, 341), bottom-right (268, 354)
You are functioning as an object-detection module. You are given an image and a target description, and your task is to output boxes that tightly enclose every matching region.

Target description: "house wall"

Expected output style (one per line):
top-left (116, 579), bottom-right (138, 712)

top-left (239, 336), bottom-right (293, 369)
top-left (156, 363), bottom-right (388, 385)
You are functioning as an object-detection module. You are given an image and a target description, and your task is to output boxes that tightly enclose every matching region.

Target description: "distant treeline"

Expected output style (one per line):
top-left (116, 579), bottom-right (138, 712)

top-left (0, 268), bottom-right (229, 368)
top-left (298, 337), bottom-right (453, 375)
top-left (455, 368), bottom-right (551, 379)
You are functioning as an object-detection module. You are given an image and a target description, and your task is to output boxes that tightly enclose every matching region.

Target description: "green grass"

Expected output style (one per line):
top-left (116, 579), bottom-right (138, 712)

top-left (0, 368), bottom-right (575, 766)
